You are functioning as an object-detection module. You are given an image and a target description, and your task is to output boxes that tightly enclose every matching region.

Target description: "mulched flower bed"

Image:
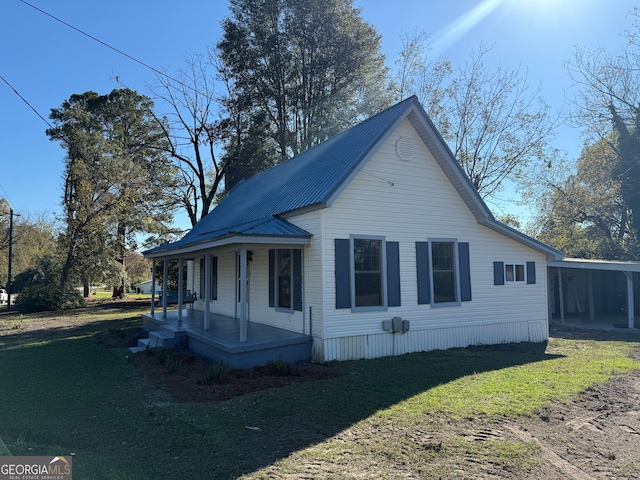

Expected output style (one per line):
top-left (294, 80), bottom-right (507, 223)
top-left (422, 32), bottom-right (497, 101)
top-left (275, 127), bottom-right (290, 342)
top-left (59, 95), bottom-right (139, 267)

top-left (96, 327), bottom-right (340, 402)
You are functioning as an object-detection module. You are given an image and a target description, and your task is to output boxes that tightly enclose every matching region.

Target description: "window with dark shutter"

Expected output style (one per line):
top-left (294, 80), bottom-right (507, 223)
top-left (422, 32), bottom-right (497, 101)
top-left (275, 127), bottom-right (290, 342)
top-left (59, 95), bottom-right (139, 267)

top-left (386, 241), bottom-right (401, 307)
top-left (458, 242), bottom-right (471, 302)
top-left (431, 241), bottom-right (456, 303)
top-left (416, 242), bottom-right (431, 304)
top-left (353, 238), bottom-right (383, 307)
top-left (269, 249), bottom-right (303, 312)
top-left (494, 261), bottom-right (505, 285)
top-left (526, 261), bottom-right (536, 284)
top-left (335, 239), bottom-right (352, 309)
top-left (199, 256), bottom-right (218, 301)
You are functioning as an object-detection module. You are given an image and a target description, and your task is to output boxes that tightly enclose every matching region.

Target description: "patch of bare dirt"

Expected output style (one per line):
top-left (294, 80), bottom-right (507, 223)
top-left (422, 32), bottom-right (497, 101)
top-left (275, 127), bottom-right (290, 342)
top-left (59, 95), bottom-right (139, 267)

top-left (275, 326), bottom-right (640, 480)
top-left (410, 326), bottom-right (640, 480)
top-left (479, 326), bottom-right (640, 479)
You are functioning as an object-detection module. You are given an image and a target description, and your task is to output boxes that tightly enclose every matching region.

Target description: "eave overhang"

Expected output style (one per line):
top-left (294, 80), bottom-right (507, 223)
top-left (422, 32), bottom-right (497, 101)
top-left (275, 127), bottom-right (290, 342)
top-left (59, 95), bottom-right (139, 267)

top-left (143, 233), bottom-right (311, 260)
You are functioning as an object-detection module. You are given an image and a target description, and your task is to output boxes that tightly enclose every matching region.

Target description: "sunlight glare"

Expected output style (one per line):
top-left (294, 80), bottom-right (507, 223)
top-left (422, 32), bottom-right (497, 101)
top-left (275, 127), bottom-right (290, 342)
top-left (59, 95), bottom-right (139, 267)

top-left (431, 0), bottom-right (508, 55)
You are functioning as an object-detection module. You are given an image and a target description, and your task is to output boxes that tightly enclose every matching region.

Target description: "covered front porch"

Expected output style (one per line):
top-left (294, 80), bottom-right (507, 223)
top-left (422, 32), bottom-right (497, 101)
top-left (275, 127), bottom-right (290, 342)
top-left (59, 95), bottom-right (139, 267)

top-left (140, 309), bottom-right (312, 369)
top-left (140, 217), bottom-right (314, 368)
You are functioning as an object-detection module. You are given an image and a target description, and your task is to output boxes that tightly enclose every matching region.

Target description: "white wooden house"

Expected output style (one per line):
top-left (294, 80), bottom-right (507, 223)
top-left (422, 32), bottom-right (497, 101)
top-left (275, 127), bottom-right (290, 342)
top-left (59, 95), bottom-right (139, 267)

top-left (141, 96), bottom-right (562, 367)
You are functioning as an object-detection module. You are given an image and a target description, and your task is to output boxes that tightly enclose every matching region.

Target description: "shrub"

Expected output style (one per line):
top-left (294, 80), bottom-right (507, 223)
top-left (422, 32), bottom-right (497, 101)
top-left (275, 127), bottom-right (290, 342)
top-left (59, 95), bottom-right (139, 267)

top-left (204, 361), bottom-right (229, 384)
top-left (152, 347), bottom-right (171, 365)
top-left (15, 284), bottom-right (86, 313)
top-left (165, 356), bottom-right (184, 374)
top-left (266, 357), bottom-right (293, 376)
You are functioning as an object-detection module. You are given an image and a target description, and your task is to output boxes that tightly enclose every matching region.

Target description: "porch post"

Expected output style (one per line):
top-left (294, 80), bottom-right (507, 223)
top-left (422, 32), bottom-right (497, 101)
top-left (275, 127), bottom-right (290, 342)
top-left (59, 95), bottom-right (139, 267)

top-left (204, 253), bottom-right (211, 330)
top-left (547, 266), bottom-right (552, 324)
top-left (557, 268), bottom-right (565, 322)
top-left (587, 270), bottom-right (595, 322)
top-left (162, 260), bottom-right (168, 318)
top-left (239, 248), bottom-right (248, 342)
top-left (150, 260), bottom-right (156, 315)
top-left (178, 257), bottom-right (184, 324)
top-left (625, 271), bottom-right (635, 329)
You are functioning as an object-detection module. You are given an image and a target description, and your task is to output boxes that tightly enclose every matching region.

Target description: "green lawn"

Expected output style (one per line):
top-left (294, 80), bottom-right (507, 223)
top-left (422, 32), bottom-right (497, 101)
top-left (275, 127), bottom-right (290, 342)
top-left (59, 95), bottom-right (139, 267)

top-left (0, 306), bottom-right (638, 479)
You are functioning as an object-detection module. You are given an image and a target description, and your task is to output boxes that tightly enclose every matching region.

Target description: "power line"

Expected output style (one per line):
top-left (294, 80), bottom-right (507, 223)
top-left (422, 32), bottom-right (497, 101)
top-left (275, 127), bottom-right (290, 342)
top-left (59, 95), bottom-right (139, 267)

top-left (0, 74), bottom-right (52, 128)
top-left (0, 183), bottom-right (15, 208)
top-left (19, 0), bottom-right (206, 98)
top-left (0, 74), bottom-right (173, 233)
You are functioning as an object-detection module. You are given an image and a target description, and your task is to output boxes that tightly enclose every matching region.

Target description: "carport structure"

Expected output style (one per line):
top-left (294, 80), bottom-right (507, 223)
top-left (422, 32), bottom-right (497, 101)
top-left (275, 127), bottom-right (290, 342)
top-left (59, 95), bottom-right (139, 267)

top-left (548, 258), bottom-right (640, 329)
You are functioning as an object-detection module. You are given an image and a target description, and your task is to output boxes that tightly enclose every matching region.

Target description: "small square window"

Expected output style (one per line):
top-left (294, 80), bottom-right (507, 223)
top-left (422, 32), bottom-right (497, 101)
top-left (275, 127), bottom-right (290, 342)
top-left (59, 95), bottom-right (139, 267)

top-left (515, 264), bottom-right (525, 282)
top-left (505, 264), bottom-right (525, 283)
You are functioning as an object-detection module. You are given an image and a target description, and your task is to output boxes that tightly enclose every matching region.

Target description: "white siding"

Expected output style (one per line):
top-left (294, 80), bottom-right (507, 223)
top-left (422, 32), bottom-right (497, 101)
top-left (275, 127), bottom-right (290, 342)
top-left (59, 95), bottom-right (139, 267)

top-left (216, 254), bottom-right (237, 317)
top-left (247, 249), bottom-right (308, 333)
top-left (284, 211), bottom-right (325, 338)
top-left (311, 118), bottom-right (549, 361)
top-left (192, 253), bottom-right (239, 318)
top-left (186, 117), bottom-right (551, 363)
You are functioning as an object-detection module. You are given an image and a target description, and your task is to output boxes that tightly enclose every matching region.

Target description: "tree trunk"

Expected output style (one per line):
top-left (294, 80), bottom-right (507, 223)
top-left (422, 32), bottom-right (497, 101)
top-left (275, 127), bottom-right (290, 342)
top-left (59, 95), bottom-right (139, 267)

top-left (112, 221), bottom-right (127, 299)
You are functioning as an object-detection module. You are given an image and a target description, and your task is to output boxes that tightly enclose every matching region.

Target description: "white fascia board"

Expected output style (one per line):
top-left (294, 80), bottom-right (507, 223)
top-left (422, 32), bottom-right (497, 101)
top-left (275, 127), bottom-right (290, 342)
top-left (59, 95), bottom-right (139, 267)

top-left (548, 258), bottom-right (640, 272)
top-left (144, 234), bottom-right (311, 260)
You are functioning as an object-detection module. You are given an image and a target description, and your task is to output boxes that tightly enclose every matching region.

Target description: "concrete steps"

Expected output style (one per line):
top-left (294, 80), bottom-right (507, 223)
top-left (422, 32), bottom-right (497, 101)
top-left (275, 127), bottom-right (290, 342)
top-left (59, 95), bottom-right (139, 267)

top-left (128, 326), bottom-right (187, 354)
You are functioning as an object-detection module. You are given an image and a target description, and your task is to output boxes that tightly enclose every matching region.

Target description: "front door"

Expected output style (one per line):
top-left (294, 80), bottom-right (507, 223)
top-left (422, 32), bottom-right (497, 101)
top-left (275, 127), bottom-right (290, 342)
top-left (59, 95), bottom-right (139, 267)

top-left (236, 253), bottom-right (250, 321)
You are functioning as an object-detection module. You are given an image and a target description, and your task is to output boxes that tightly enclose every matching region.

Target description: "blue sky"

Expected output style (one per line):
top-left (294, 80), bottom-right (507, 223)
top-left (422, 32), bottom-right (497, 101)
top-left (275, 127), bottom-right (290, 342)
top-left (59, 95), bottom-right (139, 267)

top-left (1, 0), bottom-right (637, 230)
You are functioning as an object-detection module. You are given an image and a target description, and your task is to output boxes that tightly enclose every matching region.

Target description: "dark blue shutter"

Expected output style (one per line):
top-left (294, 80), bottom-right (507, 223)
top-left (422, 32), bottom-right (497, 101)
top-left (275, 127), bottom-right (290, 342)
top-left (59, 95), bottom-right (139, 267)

top-left (293, 249), bottom-right (302, 311)
top-left (335, 239), bottom-right (351, 309)
top-left (386, 241), bottom-right (401, 307)
top-left (458, 242), bottom-right (472, 302)
top-left (526, 261), bottom-right (536, 284)
top-left (211, 256), bottom-right (218, 300)
top-left (416, 242), bottom-right (431, 304)
top-left (268, 249), bottom-right (275, 307)
top-left (494, 262), bottom-right (505, 285)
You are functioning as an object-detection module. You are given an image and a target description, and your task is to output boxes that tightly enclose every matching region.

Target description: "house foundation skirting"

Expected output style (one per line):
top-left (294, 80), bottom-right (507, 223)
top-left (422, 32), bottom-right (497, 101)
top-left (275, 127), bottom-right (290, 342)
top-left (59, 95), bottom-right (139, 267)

top-left (315, 320), bottom-right (546, 362)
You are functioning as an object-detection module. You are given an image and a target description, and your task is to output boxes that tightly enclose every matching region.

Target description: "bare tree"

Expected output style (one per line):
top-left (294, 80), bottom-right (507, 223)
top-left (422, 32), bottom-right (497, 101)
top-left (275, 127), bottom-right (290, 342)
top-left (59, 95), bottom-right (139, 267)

top-left (394, 40), bottom-right (561, 200)
top-left (148, 54), bottom-right (226, 227)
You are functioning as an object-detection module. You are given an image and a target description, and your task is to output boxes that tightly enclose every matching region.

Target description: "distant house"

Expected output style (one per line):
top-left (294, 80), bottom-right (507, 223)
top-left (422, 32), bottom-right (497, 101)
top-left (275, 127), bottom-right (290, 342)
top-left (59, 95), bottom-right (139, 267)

top-left (140, 96), bottom-right (563, 367)
top-left (133, 280), bottom-right (154, 295)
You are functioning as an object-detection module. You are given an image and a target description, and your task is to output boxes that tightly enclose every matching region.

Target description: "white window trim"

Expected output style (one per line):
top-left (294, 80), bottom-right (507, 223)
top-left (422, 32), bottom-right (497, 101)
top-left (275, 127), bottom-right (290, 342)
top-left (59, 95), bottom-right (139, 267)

top-left (199, 255), bottom-right (218, 301)
top-left (505, 263), bottom-right (526, 284)
top-left (350, 234), bottom-right (388, 312)
top-left (275, 248), bottom-right (295, 314)
top-left (428, 238), bottom-right (461, 308)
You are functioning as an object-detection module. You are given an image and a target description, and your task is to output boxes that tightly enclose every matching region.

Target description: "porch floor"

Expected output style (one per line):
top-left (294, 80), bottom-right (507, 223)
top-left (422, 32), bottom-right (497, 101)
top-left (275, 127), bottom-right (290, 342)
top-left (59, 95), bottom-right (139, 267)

top-left (550, 313), bottom-right (640, 333)
top-left (141, 309), bottom-right (312, 368)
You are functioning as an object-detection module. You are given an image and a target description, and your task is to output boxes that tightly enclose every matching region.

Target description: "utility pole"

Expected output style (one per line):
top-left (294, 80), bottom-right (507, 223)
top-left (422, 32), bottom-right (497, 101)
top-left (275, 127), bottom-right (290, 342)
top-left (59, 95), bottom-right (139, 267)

top-left (4, 209), bottom-right (19, 309)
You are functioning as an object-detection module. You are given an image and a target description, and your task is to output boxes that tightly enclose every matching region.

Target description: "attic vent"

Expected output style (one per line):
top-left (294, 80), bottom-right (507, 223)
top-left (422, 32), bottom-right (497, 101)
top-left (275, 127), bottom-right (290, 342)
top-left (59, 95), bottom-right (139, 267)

top-left (395, 137), bottom-right (414, 161)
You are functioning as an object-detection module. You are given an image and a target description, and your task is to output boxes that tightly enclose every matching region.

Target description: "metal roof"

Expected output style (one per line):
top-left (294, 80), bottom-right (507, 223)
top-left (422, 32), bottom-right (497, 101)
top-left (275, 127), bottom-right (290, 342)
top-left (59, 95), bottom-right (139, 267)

top-left (146, 97), bottom-right (417, 256)
top-left (144, 96), bottom-right (562, 260)
top-left (183, 96), bottom-right (416, 240)
top-left (548, 258), bottom-right (640, 273)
